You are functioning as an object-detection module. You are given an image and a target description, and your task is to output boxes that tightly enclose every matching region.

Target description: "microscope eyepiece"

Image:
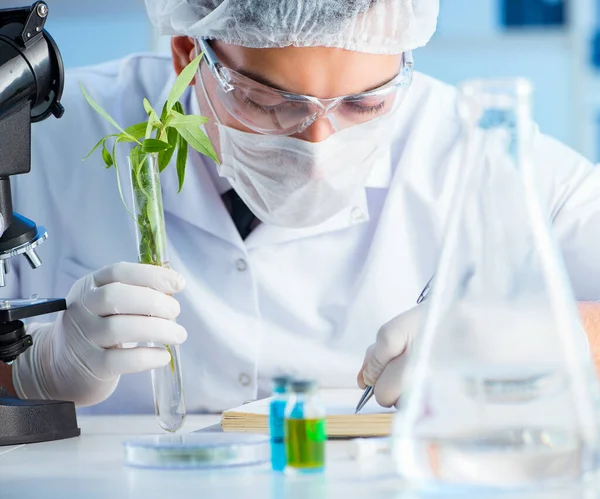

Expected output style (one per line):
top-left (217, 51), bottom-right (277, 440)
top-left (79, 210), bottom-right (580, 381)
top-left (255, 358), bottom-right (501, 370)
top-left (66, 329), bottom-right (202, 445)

top-left (0, 1), bottom-right (64, 123)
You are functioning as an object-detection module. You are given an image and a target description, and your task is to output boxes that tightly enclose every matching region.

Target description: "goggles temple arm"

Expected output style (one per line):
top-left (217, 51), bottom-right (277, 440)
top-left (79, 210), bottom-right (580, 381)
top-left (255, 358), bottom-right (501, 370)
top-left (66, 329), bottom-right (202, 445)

top-left (403, 51), bottom-right (414, 69)
top-left (197, 38), bottom-right (234, 92)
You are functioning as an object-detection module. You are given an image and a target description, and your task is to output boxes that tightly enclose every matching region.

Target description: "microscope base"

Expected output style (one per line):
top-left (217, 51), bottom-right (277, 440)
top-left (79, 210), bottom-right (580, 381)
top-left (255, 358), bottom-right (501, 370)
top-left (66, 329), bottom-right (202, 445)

top-left (0, 397), bottom-right (80, 446)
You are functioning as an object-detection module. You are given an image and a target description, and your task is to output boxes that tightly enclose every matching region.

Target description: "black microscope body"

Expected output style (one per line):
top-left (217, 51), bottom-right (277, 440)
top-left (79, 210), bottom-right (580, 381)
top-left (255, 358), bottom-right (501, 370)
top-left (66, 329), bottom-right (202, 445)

top-left (0, 1), bottom-right (79, 446)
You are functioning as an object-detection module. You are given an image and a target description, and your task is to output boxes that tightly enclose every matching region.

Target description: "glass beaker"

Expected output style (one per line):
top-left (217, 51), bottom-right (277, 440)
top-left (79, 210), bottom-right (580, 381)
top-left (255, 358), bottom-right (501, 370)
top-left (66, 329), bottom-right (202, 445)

top-left (391, 78), bottom-right (600, 494)
top-left (128, 152), bottom-right (186, 432)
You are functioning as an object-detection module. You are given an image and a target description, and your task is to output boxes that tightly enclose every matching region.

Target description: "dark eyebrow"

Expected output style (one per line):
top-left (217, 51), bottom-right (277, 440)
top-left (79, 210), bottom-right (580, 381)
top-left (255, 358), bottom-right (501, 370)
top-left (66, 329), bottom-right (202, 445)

top-left (235, 69), bottom-right (290, 92)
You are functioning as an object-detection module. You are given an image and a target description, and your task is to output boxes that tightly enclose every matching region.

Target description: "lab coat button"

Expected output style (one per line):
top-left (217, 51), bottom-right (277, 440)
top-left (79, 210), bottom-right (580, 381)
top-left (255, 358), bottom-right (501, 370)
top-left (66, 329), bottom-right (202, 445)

top-left (351, 207), bottom-right (365, 223)
top-left (239, 373), bottom-right (251, 386)
top-left (236, 259), bottom-right (248, 271)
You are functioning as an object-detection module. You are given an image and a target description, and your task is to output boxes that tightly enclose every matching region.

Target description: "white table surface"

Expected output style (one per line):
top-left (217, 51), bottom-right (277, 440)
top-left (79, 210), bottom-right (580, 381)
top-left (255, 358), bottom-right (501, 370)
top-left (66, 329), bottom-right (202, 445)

top-left (0, 415), bottom-right (405, 499)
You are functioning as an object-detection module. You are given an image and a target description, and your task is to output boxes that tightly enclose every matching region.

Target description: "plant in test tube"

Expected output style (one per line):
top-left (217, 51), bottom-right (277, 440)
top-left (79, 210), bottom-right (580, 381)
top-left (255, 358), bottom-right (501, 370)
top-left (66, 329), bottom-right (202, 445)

top-left (79, 53), bottom-right (218, 431)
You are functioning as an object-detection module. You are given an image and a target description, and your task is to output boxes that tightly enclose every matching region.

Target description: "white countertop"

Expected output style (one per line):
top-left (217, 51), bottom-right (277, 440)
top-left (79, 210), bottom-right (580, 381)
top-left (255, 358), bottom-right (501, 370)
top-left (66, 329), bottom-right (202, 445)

top-left (0, 415), bottom-right (404, 499)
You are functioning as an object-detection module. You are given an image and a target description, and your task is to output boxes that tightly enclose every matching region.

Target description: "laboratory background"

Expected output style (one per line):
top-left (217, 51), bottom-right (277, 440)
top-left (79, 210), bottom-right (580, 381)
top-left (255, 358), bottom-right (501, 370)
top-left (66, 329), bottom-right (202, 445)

top-left (36, 0), bottom-right (600, 163)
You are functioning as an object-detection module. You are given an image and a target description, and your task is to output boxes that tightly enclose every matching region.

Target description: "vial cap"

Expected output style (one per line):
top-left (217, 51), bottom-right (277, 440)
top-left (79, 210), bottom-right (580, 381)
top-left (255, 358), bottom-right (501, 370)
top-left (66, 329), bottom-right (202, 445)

top-left (272, 376), bottom-right (291, 393)
top-left (290, 379), bottom-right (318, 393)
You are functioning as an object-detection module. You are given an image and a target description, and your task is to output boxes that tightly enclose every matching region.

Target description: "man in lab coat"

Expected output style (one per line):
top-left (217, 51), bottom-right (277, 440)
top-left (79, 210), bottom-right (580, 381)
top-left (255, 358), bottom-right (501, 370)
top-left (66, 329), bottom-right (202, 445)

top-left (0, 0), bottom-right (599, 414)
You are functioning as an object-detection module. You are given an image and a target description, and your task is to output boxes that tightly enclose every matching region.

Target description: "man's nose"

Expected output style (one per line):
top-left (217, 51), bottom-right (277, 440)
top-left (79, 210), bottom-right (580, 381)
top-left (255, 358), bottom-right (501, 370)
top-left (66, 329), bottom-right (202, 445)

top-left (295, 116), bottom-right (336, 143)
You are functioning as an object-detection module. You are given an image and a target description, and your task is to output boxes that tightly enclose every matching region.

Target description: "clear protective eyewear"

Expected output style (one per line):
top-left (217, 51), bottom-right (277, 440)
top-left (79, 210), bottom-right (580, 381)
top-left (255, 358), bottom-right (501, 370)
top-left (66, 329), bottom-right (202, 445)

top-left (196, 38), bottom-right (414, 136)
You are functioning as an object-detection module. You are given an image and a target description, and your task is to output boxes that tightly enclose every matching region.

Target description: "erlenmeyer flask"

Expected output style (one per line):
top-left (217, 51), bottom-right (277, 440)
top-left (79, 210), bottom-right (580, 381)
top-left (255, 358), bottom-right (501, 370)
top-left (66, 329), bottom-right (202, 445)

top-left (392, 78), bottom-right (600, 493)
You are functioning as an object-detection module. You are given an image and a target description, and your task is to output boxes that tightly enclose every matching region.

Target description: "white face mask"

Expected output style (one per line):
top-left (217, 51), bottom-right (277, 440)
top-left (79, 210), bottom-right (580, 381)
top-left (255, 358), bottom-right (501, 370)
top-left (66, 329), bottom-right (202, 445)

top-left (199, 77), bottom-right (399, 228)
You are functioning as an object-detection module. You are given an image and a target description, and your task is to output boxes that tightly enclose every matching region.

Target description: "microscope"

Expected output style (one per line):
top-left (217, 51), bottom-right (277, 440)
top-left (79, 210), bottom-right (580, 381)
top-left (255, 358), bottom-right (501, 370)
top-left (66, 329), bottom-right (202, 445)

top-left (0, 1), bottom-right (79, 445)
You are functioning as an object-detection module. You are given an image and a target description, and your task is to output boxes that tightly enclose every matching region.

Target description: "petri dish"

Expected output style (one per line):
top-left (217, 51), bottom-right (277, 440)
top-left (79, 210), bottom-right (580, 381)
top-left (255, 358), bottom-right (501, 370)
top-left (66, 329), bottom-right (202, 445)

top-left (123, 433), bottom-right (271, 470)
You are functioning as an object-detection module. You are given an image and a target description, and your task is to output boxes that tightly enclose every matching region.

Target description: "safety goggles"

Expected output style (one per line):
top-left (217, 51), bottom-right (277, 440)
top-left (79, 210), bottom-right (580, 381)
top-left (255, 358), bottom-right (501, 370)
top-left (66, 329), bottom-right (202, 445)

top-left (196, 38), bottom-right (414, 136)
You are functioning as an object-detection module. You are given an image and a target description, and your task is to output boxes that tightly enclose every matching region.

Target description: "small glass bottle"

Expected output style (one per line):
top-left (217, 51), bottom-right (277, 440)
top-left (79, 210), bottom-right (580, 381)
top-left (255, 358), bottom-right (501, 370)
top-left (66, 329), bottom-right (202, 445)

top-left (284, 380), bottom-right (327, 474)
top-left (128, 152), bottom-right (186, 433)
top-left (269, 376), bottom-right (291, 471)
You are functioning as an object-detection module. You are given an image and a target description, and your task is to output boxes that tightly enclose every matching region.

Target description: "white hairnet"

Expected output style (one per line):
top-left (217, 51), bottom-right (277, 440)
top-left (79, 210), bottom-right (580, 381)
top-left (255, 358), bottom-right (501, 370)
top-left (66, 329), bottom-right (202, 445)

top-left (145, 0), bottom-right (439, 55)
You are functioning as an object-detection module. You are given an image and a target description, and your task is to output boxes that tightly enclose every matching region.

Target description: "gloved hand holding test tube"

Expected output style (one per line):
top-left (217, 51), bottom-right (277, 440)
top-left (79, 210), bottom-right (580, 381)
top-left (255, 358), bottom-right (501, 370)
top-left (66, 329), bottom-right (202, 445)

top-left (75, 53), bottom-right (218, 431)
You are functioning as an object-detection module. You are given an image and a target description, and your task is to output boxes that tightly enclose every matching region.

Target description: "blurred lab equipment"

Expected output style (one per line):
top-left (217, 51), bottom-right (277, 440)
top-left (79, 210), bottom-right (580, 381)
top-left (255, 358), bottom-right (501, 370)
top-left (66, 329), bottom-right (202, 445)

top-left (392, 77), bottom-right (600, 493)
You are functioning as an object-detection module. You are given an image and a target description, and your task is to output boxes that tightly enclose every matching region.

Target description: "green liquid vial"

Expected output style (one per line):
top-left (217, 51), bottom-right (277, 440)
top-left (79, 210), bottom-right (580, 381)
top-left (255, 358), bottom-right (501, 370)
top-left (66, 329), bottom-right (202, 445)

top-left (284, 380), bottom-right (327, 473)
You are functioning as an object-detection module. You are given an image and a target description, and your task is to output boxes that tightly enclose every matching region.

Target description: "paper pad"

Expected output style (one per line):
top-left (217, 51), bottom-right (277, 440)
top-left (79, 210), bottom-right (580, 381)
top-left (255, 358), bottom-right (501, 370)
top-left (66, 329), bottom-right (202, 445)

top-left (221, 389), bottom-right (396, 438)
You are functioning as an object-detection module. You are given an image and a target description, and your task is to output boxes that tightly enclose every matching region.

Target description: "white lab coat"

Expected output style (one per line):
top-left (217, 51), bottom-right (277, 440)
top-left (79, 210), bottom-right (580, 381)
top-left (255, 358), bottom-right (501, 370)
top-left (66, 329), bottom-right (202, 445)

top-left (2, 53), bottom-right (599, 414)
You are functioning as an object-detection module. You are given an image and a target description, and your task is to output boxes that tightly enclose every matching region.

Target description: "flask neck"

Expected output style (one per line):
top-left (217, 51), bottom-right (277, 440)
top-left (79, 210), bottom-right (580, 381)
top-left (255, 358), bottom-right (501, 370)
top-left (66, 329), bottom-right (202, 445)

top-left (458, 79), bottom-right (534, 173)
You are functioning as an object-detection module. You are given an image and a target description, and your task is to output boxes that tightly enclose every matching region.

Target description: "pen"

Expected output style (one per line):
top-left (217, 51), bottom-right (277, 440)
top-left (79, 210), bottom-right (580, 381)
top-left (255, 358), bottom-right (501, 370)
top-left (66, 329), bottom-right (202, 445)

top-left (416, 275), bottom-right (433, 304)
top-left (355, 275), bottom-right (435, 414)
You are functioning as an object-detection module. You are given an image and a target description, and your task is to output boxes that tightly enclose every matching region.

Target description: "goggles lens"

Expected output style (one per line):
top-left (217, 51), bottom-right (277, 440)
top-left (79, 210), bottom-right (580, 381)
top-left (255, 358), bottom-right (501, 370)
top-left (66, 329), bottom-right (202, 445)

top-left (199, 39), bottom-right (413, 136)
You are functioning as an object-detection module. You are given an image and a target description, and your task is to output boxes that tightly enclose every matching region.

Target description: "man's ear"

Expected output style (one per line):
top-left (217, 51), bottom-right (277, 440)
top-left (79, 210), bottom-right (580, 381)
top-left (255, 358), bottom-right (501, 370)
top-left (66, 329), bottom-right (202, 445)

top-left (171, 36), bottom-right (197, 84)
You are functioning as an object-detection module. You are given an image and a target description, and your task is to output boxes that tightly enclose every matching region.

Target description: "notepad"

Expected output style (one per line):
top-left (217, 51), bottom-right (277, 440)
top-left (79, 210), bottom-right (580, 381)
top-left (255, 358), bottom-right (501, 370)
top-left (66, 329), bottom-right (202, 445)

top-left (221, 389), bottom-right (396, 438)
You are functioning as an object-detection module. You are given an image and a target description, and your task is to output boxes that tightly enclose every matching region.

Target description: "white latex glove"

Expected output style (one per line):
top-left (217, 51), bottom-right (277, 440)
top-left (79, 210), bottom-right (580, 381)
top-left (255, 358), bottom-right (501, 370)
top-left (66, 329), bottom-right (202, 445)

top-left (357, 304), bottom-right (426, 408)
top-left (12, 262), bottom-right (187, 406)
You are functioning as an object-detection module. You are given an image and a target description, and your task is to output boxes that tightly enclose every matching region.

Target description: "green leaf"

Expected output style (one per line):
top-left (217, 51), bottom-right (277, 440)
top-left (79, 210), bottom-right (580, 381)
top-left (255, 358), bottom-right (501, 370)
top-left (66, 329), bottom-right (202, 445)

top-left (145, 119), bottom-right (155, 141)
top-left (117, 134), bottom-right (141, 144)
top-left (142, 99), bottom-right (162, 140)
top-left (176, 134), bottom-right (188, 193)
top-left (124, 122), bottom-right (148, 141)
top-left (169, 111), bottom-right (209, 128)
top-left (142, 138), bottom-right (173, 153)
top-left (80, 84), bottom-right (133, 139)
top-left (139, 252), bottom-right (154, 265)
top-left (129, 145), bottom-right (140, 175)
top-left (158, 127), bottom-right (179, 172)
top-left (173, 101), bottom-right (184, 115)
top-left (171, 122), bottom-right (218, 163)
top-left (166, 52), bottom-right (204, 111)
top-left (160, 101), bottom-right (170, 123)
top-left (146, 193), bottom-right (160, 234)
top-left (111, 137), bottom-right (138, 224)
top-left (163, 114), bottom-right (174, 129)
top-left (130, 145), bottom-right (148, 180)
top-left (83, 135), bottom-right (114, 161)
top-left (143, 98), bottom-right (155, 116)
top-left (101, 142), bottom-right (114, 168)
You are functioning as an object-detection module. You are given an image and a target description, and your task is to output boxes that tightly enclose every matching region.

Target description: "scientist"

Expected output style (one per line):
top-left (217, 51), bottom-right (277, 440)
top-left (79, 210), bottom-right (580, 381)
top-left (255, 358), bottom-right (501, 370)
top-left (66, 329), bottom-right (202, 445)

top-left (0, 0), bottom-right (599, 413)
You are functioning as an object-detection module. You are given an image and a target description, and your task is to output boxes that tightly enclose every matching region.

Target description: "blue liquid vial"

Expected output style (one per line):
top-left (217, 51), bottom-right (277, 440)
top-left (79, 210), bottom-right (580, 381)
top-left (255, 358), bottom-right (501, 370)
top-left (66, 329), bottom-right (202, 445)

top-left (269, 376), bottom-right (290, 471)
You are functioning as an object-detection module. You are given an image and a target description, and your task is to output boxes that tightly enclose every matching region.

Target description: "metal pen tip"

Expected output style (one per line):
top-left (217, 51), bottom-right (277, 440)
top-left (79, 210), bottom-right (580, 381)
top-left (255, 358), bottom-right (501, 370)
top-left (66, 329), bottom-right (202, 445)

top-left (355, 385), bottom-right (374, 414)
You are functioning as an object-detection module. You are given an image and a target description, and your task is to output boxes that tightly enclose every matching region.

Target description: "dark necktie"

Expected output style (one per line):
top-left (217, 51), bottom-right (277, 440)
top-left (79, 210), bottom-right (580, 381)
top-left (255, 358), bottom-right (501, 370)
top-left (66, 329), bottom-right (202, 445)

top-left (221, 189), bottom-right (260, 240)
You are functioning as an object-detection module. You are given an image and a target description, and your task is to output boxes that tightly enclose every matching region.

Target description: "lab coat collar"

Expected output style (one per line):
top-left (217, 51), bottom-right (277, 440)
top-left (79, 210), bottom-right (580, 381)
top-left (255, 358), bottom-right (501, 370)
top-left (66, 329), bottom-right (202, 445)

top-left (157, 81), bottom-right (393, 250)
top-left (161, 141), bottom-right (244, 247)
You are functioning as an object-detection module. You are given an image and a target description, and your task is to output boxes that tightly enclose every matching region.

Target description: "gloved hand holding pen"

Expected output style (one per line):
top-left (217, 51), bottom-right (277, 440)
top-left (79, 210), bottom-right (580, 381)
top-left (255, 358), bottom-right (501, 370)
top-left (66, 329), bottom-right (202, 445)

top-left (11, 262), bottom-right (187, 407)
top-left (357, 303), bottom-right (427, 409)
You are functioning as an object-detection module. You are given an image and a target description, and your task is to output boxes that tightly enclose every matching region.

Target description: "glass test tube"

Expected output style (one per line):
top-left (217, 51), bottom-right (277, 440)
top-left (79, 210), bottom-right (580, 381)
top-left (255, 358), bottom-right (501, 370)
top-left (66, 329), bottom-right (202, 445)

top-left (129, 152), bottom-right (186, 432)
